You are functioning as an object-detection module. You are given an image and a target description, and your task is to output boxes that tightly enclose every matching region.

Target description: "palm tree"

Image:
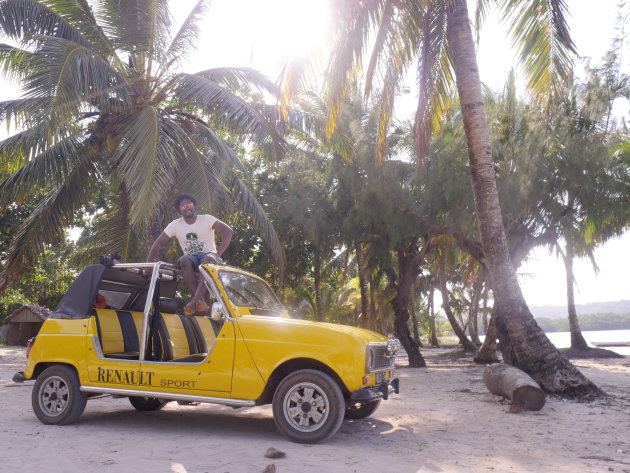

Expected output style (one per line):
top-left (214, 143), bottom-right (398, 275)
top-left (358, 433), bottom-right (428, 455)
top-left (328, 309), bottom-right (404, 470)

top-left (282, 0), bottom-right (602, 396)
top-left (0, 0), bottom-right (286, 287)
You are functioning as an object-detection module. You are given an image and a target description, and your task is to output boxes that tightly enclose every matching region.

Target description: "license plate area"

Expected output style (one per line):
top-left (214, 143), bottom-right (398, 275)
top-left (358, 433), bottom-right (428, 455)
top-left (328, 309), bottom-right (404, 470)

top-left (376, 371), bottom-right (387, 384)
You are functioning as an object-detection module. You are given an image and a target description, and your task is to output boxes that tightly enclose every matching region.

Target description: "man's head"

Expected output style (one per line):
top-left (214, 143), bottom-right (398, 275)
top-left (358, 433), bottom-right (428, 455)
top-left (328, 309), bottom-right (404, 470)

top-left (174, 193), bottom-right (197, 218)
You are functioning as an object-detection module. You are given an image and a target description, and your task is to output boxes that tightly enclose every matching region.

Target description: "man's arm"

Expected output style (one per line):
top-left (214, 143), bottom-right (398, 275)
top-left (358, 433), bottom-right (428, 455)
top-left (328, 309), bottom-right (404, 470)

top-left (212, 220), bottom-right (233, 258)
top-left (147, 232), bottom-right (171, 262)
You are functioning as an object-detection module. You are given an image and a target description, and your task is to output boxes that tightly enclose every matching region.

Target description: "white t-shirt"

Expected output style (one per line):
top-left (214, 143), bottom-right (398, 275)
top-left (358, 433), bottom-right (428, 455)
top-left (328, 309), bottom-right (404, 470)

top-left (163, 214), bottom-right (219, 255)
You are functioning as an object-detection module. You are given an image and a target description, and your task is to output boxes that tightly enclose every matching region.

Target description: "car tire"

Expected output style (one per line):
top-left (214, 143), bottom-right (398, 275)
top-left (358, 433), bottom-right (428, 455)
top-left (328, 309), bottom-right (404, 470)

top-left (32, 365), bottom-right (87, 425)
top-left (129, 396), bottom-right (169, 411)
top-left (272, 369), bottom-right (345, 443)
top-left (345, 399), bottom-right (381, 419)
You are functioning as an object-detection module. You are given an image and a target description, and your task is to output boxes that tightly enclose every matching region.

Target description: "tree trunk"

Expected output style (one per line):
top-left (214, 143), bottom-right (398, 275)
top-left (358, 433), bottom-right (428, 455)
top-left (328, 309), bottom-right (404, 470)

top-left (409, 282), bottom-right (423, 347)
top-left (483, 364), bottom-right (546, 411)
top-left (355, 241), bottom-right (372, 330)
top-left (446, 0), bottom-right (601, 398)
top-left (481, 285), bottom-right (489, 334)
top-left (475, 306), bottom-right (499, 363)
top-left (563, 239), bottom-right (589, 349)
top-left (391, 246), bottom-right (426, 367)
top-left (428, 285), bottom-right (439, 347)
top-left (313, 251), bottom-right (323, 321)
top-left (370, 277), bottom-right (378, 333)
top-left (468, 273), bottom-right (483, 346)
top-left (438, 257), bottom-right (478, 352)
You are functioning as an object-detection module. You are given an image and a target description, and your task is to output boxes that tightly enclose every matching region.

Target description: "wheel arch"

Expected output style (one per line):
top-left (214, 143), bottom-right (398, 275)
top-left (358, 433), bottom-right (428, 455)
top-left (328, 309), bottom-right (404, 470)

top-left (31, 362), bottom-right (79, 380)
top-left (256, 358), bottom-right (349, 405)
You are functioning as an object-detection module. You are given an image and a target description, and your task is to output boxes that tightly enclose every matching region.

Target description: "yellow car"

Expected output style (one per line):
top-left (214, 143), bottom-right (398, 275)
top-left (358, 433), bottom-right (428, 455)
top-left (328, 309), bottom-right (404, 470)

top-left (13, 260), bottom-right (400, 443)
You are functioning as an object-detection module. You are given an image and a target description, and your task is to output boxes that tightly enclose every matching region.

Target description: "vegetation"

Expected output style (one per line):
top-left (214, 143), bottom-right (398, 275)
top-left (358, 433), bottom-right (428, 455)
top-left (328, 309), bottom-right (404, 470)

top-left (536, 313), bottom-right (630, 333)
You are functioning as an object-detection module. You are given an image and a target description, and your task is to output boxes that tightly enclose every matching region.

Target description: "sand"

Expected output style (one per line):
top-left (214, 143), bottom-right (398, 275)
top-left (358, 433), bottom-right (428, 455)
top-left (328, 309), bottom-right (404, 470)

top-left (1, 346), bottom-right (629, 473)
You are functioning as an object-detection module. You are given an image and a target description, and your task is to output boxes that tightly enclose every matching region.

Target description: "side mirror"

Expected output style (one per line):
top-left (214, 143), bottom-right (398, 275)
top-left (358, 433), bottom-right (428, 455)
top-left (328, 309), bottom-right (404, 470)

top-left (210, 302), bottom-right (225, 321)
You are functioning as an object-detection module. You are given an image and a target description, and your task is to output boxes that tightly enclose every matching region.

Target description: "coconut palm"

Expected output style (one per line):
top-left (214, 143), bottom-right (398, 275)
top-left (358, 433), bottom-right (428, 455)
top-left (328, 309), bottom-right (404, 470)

top-left (0, 0), bottom-right (287, 287)
top-left (281, 0), bottom-right (602, 396)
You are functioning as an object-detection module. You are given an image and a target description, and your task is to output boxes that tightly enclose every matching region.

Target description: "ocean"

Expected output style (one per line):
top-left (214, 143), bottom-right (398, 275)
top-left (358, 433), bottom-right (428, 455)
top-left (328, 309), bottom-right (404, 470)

top-left (544, 329), bottom-right (630, 357)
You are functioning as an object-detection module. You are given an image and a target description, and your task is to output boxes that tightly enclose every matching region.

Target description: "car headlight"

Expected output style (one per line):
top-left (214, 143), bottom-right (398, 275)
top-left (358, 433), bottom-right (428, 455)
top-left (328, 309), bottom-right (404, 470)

top-left (386, 339), bottom-right (401, 357)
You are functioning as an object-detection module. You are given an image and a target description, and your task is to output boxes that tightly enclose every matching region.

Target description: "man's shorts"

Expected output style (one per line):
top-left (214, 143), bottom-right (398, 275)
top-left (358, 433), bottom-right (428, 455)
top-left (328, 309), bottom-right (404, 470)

top-left (181, 252), bottom-right (207, 272)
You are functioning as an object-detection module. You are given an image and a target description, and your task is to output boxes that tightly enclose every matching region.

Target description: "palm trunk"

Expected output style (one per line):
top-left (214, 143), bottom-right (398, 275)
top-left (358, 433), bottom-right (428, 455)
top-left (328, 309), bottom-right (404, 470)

top-left (409, 282), bottom-right (423, 347)
top-left (446, 0), bottom-right (600, 397)
top-left (474, 307), bottom-right (499, 363)
top-left (391, 246), bottom-right (426, 367)
top-left (355, 241), bottom-right (372, 329)
top-left (370, 278), bottom-right (377, 333)
top-left (428, 285), bottom-right (439, 347)
top-left (481, 285), bottom-right (489, 334)
top-left (469, 273), bottom-right (483, 346)
top-left (438, 257), bottom-right (478, 352)
top-left (313, 251), bottom-right (323, 321)
top-left (563, 239), bottom-right (589, 349)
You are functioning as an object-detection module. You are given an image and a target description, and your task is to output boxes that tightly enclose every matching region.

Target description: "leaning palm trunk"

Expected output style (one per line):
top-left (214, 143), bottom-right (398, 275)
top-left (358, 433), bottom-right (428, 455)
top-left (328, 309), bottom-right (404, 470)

top-left (446, 0), bottom-right (600, 397)
top-left (391, 247), bottom-right (426, 367)
top-left (563, 239), bottom-right (589, 349)
top-left (438, 257), bottom-right (478, 352)
top-left (468, 274), bottom-right (483, 346)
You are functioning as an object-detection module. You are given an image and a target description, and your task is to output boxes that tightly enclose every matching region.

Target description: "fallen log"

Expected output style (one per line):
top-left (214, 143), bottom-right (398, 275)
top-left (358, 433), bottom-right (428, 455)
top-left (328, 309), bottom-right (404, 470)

top-left (483, 364), bottom-right (545, 411)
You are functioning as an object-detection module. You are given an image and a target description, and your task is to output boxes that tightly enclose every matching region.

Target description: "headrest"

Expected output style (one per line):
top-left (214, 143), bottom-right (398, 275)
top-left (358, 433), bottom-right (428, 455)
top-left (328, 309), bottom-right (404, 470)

top-left (159, 297), bottom-right (179, 314)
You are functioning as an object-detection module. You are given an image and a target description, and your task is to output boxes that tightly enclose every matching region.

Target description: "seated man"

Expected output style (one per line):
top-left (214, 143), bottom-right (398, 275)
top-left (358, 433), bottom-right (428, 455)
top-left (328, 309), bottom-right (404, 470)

top-left (147, 193), bottom-right (233, 315)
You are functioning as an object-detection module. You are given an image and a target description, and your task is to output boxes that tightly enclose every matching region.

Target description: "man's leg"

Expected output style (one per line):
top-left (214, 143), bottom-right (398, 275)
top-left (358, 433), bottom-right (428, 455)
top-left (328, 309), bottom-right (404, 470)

top-left (178, 255), bottom-right (198, 294)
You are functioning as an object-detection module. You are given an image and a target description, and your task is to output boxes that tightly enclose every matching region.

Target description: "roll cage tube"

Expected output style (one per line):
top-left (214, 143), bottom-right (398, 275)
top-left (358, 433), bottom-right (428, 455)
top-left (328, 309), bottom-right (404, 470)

top-left (199, 267), bottom-right (232, 320)
top-left (107, 261), bottom-right (179, 361)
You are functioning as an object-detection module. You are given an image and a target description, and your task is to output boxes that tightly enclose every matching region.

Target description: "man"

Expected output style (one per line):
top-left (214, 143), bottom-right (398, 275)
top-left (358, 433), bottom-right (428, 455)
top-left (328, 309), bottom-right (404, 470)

top-left (147, 194), bottom-right (233, 315)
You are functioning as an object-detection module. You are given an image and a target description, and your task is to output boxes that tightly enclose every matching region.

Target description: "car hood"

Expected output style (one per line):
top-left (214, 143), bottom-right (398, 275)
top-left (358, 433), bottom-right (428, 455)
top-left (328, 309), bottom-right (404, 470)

top-left (237, 314), bottom-right (390, 343)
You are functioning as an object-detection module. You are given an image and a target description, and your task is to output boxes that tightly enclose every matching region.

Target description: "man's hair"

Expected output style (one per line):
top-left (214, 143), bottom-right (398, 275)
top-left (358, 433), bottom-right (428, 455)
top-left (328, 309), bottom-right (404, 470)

top-left (173, 193), bottom-right (197, 211)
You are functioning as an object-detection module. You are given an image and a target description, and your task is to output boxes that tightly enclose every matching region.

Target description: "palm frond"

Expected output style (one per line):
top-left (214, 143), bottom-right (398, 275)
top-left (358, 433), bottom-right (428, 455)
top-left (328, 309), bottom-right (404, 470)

top-left (174, 73), bottom-right (286, 155)
top-left (0, 144), bottom-right (98, 289)
top-left (0, 43), bottom-right (37, 84)
top-left (501, 0), bottom-right (576, 100)
top-left (161, 0), bottom-right (209, 70)
top-left (98, 0), bottom-right (170, 59)
top-left (114, 106), bottom-right (178, 226)
top-left (194, 67), bottom-right (280, 97)
top-left (324, 0), bottom-right (388, 137)
top-left (24, 35), bottom-right (128, 120)
top-left (37, 0), bottom-right (124, 65)
top-left (0, 0), bottom-right (90, 47)
top-left (0, 130), bottom-right (87, 208)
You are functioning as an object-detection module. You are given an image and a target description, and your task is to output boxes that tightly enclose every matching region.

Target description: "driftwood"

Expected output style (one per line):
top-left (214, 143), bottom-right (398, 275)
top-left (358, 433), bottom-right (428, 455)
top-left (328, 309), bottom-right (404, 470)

top-left (483, 364), bottom-right (546, 411)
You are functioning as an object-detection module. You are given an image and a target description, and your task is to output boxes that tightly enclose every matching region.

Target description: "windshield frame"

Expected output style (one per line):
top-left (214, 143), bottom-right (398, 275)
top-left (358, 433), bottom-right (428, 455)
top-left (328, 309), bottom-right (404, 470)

top-left (217, 269), bottom-right (284, 312)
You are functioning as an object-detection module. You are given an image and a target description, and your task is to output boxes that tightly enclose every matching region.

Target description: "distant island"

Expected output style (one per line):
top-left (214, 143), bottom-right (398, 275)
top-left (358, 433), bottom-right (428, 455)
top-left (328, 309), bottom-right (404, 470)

top-left (530, 300), bottom-right (630, 333)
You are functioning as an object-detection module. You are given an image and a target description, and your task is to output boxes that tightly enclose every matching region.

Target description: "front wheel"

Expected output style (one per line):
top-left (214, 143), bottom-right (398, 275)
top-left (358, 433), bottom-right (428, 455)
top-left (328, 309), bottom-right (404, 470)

top-left (345, 399), bottom-right (381, 419)
top-left (272, 369), bottom-right (345, 443)
top-left (32, 365), bottom-right (87, 425)
top-left (129, 396), bottom-right (169, 411)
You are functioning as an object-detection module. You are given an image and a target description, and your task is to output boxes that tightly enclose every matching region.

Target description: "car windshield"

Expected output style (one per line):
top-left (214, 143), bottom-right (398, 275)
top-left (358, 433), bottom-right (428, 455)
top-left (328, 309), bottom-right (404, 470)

top-left (219, 270), bottom-right (284, 311)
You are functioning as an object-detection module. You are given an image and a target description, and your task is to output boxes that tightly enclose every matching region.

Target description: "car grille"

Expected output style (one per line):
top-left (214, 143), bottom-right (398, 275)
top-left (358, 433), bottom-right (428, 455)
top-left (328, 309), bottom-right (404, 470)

top-left (366, 343), bottom-right (395, 372)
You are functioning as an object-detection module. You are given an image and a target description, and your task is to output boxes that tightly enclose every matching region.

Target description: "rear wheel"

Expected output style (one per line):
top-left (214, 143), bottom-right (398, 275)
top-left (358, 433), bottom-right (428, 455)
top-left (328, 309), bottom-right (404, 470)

top-left (129, 396), bottom-right (169, 411)
top-left (32, 365), bottom-right (87, 425)
top-left (272, 369), bottom-right (345, 443)
top-left (345, 399), bottom-right (381, 419)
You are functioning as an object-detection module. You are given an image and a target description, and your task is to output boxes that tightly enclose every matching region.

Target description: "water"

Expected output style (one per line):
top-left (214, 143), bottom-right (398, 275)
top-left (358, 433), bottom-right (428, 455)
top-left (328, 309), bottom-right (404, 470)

top-left (479, 329), bottom-right (630, 356)
top-left (544, 329), bottom-right (630, 357)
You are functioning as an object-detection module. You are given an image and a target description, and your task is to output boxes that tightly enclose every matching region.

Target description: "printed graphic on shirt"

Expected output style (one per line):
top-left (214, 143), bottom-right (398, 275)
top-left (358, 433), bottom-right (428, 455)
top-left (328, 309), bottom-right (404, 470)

top-left (184, 232), bottom-right (205, 254)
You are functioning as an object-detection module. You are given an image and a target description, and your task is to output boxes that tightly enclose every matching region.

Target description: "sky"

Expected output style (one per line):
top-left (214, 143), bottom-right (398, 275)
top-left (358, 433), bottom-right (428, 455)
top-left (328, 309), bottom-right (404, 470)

top-left (2, 1), bottom-right (628, 307)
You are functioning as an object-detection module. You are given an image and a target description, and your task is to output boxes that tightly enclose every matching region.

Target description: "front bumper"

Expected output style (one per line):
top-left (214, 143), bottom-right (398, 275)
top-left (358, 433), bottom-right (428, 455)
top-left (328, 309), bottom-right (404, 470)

top-left (350, 378), bottom-right (399, 402)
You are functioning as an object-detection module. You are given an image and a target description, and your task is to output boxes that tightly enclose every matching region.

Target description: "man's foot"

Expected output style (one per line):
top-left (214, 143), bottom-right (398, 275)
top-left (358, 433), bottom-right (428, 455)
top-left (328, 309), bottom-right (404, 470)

top-left (196, 299), bottom-right (209, 313)
top-left (184, 301), bottom-right (196, 316)
top-left (184, 299), bottom-right (210, 315)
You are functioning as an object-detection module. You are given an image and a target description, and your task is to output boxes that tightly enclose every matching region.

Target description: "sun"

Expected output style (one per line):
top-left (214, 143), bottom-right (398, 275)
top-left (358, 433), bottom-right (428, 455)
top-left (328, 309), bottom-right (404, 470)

top-left (179, 0), bottom-right (331, 79)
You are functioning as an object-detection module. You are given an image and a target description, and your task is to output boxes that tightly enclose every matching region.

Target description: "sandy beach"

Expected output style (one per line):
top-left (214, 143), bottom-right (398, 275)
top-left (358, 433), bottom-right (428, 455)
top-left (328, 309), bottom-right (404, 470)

top-left (1, 346), bottom-right (629, 473)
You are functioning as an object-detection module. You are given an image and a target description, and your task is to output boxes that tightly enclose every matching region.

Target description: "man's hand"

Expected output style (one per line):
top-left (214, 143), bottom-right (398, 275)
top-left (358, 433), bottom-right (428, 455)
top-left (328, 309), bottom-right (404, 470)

top-left (202, 253), bottom-right (223, 264)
